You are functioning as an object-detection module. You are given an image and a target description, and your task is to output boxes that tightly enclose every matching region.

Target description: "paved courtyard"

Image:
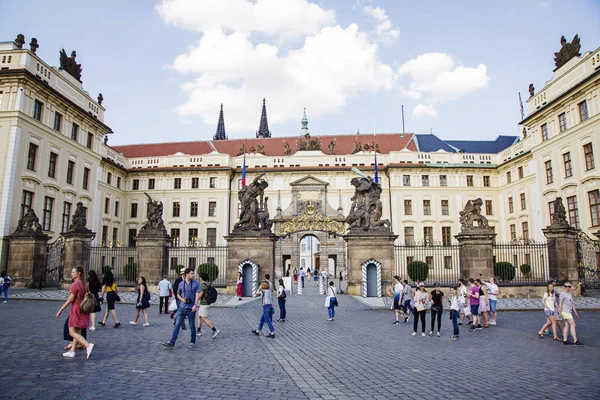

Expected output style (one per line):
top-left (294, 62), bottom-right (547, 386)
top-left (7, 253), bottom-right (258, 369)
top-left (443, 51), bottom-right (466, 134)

top-left (2, 284), bottom-right (599, 400)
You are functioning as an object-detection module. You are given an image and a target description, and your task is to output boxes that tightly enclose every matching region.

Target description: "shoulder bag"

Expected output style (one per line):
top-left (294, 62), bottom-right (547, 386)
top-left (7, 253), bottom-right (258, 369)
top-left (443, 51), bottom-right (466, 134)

top-left (78, 281), bottom-right (98, 314)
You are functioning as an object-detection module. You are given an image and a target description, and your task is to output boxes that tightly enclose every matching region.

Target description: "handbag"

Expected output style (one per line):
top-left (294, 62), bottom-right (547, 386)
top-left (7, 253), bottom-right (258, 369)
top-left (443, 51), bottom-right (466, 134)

top-left (115, 294), bottom-right (121, 302)
top-left (168, 297), bottom-right (178, 312)
top-left (78, 282), bottom-right (98, 314)
top-left (324, 296), bottom-right (331, 307)
top-left (463, 305), bottom-right (472, 316)
top-left (415, 302), bottom-right (425, 312)
top-left (333, 298), bottom-right (339, 307)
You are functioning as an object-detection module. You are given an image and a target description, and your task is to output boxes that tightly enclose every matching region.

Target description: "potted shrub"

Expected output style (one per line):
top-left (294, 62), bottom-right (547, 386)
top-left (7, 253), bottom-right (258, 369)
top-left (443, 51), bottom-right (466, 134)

top-left (494, 262), bottom-right (516, 282)
top-left (101, 265), bottom-right (112, 276)
top-left (171, 264), bottom-right (185, 272)
top-left (124, 261), bottom-right (137, 281)
top-left (520, 264), bottom-right (532, 278)
top-left (407, 260), bottom-right (429, 282)
top-left (197, 262), bottom-right (219, 282)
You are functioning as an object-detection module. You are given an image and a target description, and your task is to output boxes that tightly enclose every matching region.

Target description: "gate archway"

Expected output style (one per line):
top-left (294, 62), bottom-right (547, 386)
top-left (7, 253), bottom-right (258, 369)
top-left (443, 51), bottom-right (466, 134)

top-left (361, 259), bottom-right (382, 297)
top-left (238, 259), bottom-right (259, 296)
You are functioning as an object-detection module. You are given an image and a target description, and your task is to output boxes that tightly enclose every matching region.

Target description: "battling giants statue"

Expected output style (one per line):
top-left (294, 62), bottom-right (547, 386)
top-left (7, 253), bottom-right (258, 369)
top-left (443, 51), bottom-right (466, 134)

top-left (459, 198), bottom-right (489, 232)
top-left (139, 192), bottom-right (167, 236)
top-left (233, 173), bottom-right (273, 233)
top-left (346, 168), bottom-right (391, 233)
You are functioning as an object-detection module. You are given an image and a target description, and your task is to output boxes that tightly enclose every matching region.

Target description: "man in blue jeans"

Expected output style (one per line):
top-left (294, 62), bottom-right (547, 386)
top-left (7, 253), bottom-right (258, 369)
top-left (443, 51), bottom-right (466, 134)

top-left (163, 268), bottom-right (201, 349)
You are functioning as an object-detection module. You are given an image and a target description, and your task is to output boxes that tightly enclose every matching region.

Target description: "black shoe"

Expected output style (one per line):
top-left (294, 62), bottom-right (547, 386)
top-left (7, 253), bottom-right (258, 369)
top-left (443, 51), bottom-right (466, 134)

top-left (458, 322), bottom-right (463, 326)
top-left (99, 322), bottom-right (105, 327)
top-left (162, 342), bottom-right (174, 349)
top-left (266, 333), bottom-right (275, 338)
top-left (468, 321), bottom-right (473, 325)
top-left (392, 321), bottom-right (400, 325)
top-left (182, 326), bottom-right (187, 330)
top-left (573, 341), bottom-right (584, 347)
top-left (563, 340), bottom-right (572, 345)
top-left (113, 323), bottom-right (120, 328)
top-left (252, 330), bottom-right (260, 336)
top-left (469, 326), bottom-right (476, 332)
top-left (476, 325), bottom-right (483, 330)
top-left (404, 317), bottom-right (408, 324)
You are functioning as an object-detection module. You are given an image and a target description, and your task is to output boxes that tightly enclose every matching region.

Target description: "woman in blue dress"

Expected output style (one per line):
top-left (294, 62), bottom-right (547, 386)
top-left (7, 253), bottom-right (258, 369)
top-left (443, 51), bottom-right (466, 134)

top-left (130, 276), bottom-right (151, 327)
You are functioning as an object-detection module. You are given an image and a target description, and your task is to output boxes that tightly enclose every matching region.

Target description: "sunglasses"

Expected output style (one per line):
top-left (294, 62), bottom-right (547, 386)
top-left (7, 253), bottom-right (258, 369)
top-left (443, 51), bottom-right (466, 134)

top-left (564, 285), bottom-right (572, 288)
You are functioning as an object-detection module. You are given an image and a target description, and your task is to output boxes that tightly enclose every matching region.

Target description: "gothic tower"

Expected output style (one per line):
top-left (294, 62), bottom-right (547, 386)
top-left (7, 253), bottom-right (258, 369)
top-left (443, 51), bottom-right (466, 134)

top-left (256, 98), bottom-right (271, 138)
top-left (213, 104), bottom-right (227, 140)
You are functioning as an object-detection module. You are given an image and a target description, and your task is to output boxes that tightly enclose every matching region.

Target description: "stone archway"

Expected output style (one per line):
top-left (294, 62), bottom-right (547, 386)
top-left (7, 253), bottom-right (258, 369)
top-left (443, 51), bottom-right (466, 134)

top-left (361, 259), bottom-right (382, 298)
top-left (238, 259), bottom-right (259, 296)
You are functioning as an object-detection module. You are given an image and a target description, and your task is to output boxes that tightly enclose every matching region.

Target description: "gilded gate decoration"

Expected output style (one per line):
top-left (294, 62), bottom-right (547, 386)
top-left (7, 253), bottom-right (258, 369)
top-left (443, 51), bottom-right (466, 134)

top-left (45, 236), bottom-right (64, 287)
top-left (275, 201), bottom-right (346, 236)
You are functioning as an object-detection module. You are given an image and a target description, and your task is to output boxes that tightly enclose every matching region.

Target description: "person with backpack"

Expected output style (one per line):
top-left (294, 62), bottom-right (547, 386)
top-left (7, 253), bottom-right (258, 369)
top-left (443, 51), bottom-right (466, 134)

top-left (130, 276), bottom-right (151, 327)
top-left (1, 271), bottom-right (11, 303)
top-left (196, 272), bottom-right (220, 339)
top-left (87, 270), bottom-right (102, 330)
top-left (56, 266), bottom-right (95, 359)
top-left (276, 278), bottom-right (287, 322)
top-left (163, 268), bottom-right (201, 349)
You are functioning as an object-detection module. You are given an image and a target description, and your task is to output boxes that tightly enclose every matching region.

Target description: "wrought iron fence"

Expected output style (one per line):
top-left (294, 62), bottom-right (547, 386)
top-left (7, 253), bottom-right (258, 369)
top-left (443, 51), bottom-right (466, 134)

top-left (492, 241), bottom-right (549, 285)
top-left (44, 236), bottom-right (64, 288)
top-left (165, 245), bottom-right (228, 287)
top-left (83, 244), bottom-right (138, 286)
top-left (394, 244), bottom-right (461, 286)
top-left (577, 231), bottom-right (600, 290)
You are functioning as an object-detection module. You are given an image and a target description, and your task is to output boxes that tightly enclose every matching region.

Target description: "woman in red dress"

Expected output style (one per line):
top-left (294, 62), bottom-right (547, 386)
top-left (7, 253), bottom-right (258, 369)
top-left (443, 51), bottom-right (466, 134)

top-left (236, 271), bottom-right (244, 300)
top-left (56, 266), bottom-right (95, 359)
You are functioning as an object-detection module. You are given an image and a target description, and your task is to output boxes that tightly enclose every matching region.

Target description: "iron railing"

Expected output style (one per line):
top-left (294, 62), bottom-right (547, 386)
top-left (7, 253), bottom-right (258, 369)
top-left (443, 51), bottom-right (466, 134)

top-left (83, 244), bottom-right (138, 286)
top-left (394, 244), bottom-right (461, 287)
top-left (165, 245), bottom-right (228, 287)
top-left (492, 241), bottom-right (548, 285)
top-left (577, 231), bottom-right (600, 290)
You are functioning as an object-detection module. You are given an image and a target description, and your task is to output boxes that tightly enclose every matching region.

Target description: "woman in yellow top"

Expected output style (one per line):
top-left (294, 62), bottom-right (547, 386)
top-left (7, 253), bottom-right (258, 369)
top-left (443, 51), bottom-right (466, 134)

top-left (100, 269), bottom-right (121, 328)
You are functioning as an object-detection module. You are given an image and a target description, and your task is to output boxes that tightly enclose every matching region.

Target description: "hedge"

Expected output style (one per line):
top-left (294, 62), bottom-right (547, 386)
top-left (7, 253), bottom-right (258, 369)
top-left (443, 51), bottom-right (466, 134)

top-left (197, 263), bottom-right (219, 282)
top-left (124, 262), bottom-right (137, 281)
top-left (520, 263), bottom-right (532, 275)
top-left (407, 260), bottom-right (429, 282)
top-left (494, 262), bottom-right (516, 281)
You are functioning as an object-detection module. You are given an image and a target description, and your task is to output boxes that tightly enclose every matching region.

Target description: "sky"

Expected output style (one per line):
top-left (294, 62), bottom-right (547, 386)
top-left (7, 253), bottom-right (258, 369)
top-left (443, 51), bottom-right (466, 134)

top-left (2, 0), bottom-right (600, 146)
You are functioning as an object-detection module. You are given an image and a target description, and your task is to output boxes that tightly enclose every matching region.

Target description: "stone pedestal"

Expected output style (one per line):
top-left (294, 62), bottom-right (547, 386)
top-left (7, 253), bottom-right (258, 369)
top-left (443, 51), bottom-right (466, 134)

top-left (542, 225), bottom-right (579, 283)
top-left (7, 234), bottom-right (50, 288)
top-left (225, 234), bottom-right (277, 295)
top-left (343, 233), bottom-right (397, 297)
top-left (136, 233), bottom-right (170, 289)
top-left (61, 231), bottom-right (95, 288)
top-left (455, 231), bottom-right (496, 280)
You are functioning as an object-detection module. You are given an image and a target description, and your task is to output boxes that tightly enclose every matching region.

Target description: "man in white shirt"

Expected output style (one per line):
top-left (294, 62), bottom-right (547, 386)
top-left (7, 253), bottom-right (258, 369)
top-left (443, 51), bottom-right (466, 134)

top-left (484, 276), bottom-right (500, 325)
top-left (457, 279), bottom-right (472, 325)
top-left (390, 276), bottom-right (408, 324)
top-left (157, 275), bottom-right (172, 315)
top-left (298, 267), bottom-right (306, 288)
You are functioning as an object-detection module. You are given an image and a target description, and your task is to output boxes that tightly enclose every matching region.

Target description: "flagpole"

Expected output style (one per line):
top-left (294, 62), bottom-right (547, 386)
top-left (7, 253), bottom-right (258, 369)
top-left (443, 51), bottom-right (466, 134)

top-left (373, 115), bottom-right (378, 184)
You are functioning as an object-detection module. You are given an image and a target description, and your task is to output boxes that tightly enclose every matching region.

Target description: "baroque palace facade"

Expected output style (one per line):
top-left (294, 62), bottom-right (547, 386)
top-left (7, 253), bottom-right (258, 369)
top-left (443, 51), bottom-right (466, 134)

top-left (0, 34), bottom-right (599, 273)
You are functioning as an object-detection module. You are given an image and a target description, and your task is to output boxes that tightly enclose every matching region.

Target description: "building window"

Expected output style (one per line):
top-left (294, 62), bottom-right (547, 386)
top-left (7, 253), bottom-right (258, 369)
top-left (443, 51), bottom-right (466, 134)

top-left (207, 228), bottom-right (217, 247)
top-left (506, 171), bottom-right (512, 184)
top-left (117, 176), bottom-right (121, 189)
top-left (442, 227), bottom-right (451, 246)
top-left (423, 200), bottom-right (431, 215)
top-left (104, 198), bottom-right (110, 214)
top-left (21, 190), bottom-right (33, 218)
top-left (466, 175), bottom-right (474, 186)
top-left (441, 200), bottom-right (449, 215)
top-left (548, 201), bottom-right (555, 223)
top-left (209, 177), bottom-right (217, 188)
top-left (444, 256), bottom-right (453, 269)
top-left (53, 112), bottom-right (62, 131)
top-left (171, 229), bottom-right (180, 246)
top-left (173, 202), bottom-right (180, 217)
top-left (566, 196), bottom-right (580, 229)
top-left (541, 123), bottom-right (548, 141)
top-left (112, 228), bottom-right (118, 243)
top-left (483, 176), bottom-right (490, 187)
top-left (423, 227), bottom-right (433, 245)
top-left (518, 166), bottom-right (523, 179)
top-left (62, 202), bottom-right (71, 233)
top-left (27, 143), bottom-right (38, 171)
top-left (190, 201), bottom-right (198, 217)
top-left (174, 178), bottom-right (181, 189)
top-left (545, 160), bottom-right (553, 184)
top-left (578, 100), bottom-right (588, 122)
top-left (439, 175), bottom-right (447, 187)
top-left (83, 168), bottom-right (90, 190)
top-left (130, 203), bottom-right (138, 218)
top-left (148, 178), bottom-right (155, 190)
top-left (188, 228), bottom-right (198, 243)
top-left (588, 190), bottom-right (600, 227)
top-left (563, 152), bottom-right (572, 178)
top-left (485, 200), bottom-right (493, 215)
top-left (48, 152), bottom-right (58, 178)
top-left (510, 224), bottom-right (517, 241)
top-left (522, 222), bottom-right (529, 240)
top-left (66, 161), bottom-right (75, 184)
top-left (404, 227), bottom-right (414, 245)
top-left (584, 143), bottom-right (595, 171)
top-left (192, 177), bottom-right (199, 189)
top-left (128, 229), bottom-right (137, 247)
top-left (86, 133), bottom-right (93, 149)
top-left (114, 201), bottom-right (119, 217)
top-left (42, 197), bottom-right (54, 231)
top-left (33, 100), bottom-right (43, 121)
top-left (508, 197), bottom-right (514, 214)
top-left (422, 175), bottom-right (429, 186)
top-left (101, 226), bottom-right (108, 244)
top-left (133, 179), bottom-right (139, 190)
top-left (71, 123), bottom-right (79, 141)
top-left (558, 112), bottom-right (567, 132)
top-left (404, 199), bottom-right (412, 215)
top-left (208, 201), bottom-right (216, 217)
top-left (520, 193), bottom-right (526, 210)
top-left (107, 172), bottom-right (112, 185)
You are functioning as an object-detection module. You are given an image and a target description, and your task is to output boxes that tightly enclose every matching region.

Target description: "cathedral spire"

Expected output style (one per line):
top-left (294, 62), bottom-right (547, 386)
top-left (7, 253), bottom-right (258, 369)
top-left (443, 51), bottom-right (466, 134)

top-left (301, 107), bottom-right (309, 136)
top-left (213, 104), bottom-right (227, 141)
top-left (256, 98), bottom-right (271, 138)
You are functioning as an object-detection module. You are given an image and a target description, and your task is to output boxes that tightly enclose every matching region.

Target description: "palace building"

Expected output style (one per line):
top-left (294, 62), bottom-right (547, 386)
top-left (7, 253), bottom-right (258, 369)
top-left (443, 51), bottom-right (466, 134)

top-left (0, 33), bottom-right (599, 275)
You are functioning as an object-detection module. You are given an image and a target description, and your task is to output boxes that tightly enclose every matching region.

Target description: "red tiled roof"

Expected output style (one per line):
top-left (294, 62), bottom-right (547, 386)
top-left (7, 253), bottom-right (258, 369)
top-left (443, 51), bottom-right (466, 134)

top-left (111, 133), bottom-right (415, 158)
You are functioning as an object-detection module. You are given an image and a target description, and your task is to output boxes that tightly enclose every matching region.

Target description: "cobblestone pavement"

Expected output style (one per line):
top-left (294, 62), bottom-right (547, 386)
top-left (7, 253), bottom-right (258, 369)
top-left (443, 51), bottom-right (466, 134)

top-left (2, 284), bottom-right (599, 400)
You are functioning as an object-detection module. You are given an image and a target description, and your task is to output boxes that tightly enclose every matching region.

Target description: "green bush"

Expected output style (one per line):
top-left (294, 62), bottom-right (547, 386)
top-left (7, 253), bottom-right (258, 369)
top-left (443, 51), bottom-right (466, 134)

top-left (171, 264), bottom-right (185, 272)
top-left (520, 264), bottom-right (532, 275)
top-left (197, 263), bottom-right (219, 282)
top-left (124, 262), bottom-right (137, 281)
top-left (102, 265), bottom-right (111, 276)
top-left (407, 260), bottom-right (429, 282)
top-left (494, 262), bottom-right (516, 281)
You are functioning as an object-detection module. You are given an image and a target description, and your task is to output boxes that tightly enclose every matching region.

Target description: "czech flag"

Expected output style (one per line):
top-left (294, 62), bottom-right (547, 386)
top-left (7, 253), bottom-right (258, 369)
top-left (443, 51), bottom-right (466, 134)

top-left (374, 149), bottom-right (379, 184)
top-left (241, 151), bottom-right (246, 187)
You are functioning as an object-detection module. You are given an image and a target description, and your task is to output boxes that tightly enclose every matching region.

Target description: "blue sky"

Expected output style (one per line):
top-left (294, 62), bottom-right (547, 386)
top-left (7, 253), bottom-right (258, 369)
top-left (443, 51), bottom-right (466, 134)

top-left (2, 0), bottom-right (599, 146)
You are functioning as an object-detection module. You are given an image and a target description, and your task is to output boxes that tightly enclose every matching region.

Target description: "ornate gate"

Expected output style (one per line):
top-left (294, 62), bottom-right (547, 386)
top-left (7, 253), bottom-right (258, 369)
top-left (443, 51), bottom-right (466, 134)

top-left (577, 231), bottom-right (600, 290)
top-left (45, 236), bottom-right (64, 287)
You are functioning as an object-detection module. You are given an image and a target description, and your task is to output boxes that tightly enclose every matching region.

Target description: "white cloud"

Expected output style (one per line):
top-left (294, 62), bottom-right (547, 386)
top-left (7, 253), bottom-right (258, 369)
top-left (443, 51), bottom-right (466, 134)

top-left (398, 53), bottom-right (489, 101)
top-left (156, 0), bottom-right (335, 39)
top-left (363, 6), bottom-right (400, 44)
top-left (413, 103), bottom-right (437, 118)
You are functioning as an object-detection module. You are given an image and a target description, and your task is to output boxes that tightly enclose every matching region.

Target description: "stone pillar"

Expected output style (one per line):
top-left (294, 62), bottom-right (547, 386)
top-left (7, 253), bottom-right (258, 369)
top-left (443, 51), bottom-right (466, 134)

top-left (225, 234), bottom-right (276, 295)
top-left (542, 226), bottom-right (579, 283)
top-left (136, 233), bottom-right (170, 289)
top-left (455, 232), bottom-right (496, 280)
top-left (7, 234), bottom-right (50, 288)
top-left (62, 231), bottom-right (95, 287)
top-left (343, 233), bottom-right (397, 297)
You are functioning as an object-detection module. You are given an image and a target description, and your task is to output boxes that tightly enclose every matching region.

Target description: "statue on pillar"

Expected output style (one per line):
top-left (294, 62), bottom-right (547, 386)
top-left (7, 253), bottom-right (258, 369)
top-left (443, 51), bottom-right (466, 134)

top-left (459, 198), bottom-right (489, 232)
top-left (345, 168), bottom-right (391, 233)
top-left (66, 202), bottom-right (91, 234)
top-left (233, 172), bottom-right (272, 233)
top-left (554, 35), bottom-right (581, 70)
top-left (140, 193), bottom-right (167, 235)
top-left (551, 197), bottom-right (569, 227)
top-left (13, 209), bottom-right (44, 235)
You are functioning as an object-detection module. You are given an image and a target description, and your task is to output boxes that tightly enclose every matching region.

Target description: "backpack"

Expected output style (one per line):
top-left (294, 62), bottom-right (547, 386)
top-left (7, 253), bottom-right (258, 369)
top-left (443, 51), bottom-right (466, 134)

top-left (280, 288), bottom-right (287, 299)
top-left (143, 288), bottom-right (151, 302)
top-left (204, 284), bottom-right (218, 305)
top-left (3, 276), bottom-right (10, 288)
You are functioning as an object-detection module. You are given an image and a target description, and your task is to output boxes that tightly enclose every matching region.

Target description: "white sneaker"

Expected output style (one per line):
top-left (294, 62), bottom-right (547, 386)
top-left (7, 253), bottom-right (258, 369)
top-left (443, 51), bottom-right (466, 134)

top-left (89, 326), bottom-right (96, 331)
top-left (428, 331), bottom-right (434, 336)
top-left (421, 332), bottom-right (426, 337)
top-left (437, 332), bottom-right (440, 337)
top-left (62, 351), bottom-right (75, 358)
top-left (143, 323), bottom-right (150, 327)
top-left (86, 343), bottom-right (94, 360)
top-left (129, 321), bottom-right (137, 325)
top-left (490, 320), bottom-right (497, 325)
top-left (212, 330), bottom-right (220, 339)
top-left (411, 332), bottom-right (417, 336)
